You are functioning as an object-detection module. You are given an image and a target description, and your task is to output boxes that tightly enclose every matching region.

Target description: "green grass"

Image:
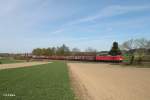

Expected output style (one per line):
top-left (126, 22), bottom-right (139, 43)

top-left (0, 62), bottom-right (75, 100)
top-left (0, 58), bottom-right (24, 64)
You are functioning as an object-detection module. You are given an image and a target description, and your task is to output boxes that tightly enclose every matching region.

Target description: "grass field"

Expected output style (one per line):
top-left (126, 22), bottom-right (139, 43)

top-left (0, 61), bottom-right (75, 100)
top-left (0, 58), bottom-right (24, 64)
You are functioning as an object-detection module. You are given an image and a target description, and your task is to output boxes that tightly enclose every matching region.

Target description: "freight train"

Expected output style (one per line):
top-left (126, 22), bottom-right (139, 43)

top-left (32, 55), bottom-right (123, 62)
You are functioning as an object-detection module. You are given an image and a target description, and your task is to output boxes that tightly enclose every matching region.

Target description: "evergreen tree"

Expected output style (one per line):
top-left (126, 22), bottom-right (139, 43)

top-left (109, 42), bottom-right (122, 56)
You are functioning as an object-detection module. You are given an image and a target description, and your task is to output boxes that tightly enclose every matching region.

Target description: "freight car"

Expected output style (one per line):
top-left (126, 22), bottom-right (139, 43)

top-left (66, 56), bottom-right (96, 61)
top-left (32, 55), bottom-right (123, 62)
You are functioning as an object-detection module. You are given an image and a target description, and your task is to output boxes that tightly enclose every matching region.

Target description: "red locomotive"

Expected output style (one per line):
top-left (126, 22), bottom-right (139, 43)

top-left (95, 55), bottom-right (123, 62)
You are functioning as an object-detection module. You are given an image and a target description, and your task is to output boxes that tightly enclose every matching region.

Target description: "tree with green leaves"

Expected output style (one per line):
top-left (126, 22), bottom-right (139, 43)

top-left (109, 42), bottom-right (122, 56)
top-left (56, 44), bottom-right (70, 56)
top-left (32, 48), bottom-right (43, 56)
top-left (32, 44), bottom-right (70, 56)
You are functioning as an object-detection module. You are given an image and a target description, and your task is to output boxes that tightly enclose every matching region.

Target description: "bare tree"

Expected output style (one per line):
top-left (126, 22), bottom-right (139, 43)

top-left (71, 48), bottom-right (81, 55)
top-left (85, 47), bottom-right (97, 55)
top-left (121, 38), bottom-right (150, 64)
top-left (147, 41), bottom-right (150, 49)
top-left (72, 48), bottom-right (80, 52)
top-left (135, 38), bottom-right (149, 49)
top-left (134, 38), bottom-right (150, 64)
top-left (121, 39), bottom-right (137, 50)
top-left (85, 47), bottom-right (96, 53)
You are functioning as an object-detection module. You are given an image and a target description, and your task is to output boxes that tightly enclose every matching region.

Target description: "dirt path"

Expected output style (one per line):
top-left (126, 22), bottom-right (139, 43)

top-left (0, 62), bottom-right (49, 70)
top-left (68, 63), bottom-right (150, 100)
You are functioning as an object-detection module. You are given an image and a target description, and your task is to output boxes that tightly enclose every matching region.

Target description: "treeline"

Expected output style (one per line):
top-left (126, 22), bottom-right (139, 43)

top-left (32, 44), bottom-right (70, 56)
top-left (32, 44), bottom-right (97, 56)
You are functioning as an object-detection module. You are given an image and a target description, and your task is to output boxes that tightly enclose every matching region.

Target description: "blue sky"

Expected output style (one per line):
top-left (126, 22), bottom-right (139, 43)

top-left (0, 0), bottom-right (150, 53)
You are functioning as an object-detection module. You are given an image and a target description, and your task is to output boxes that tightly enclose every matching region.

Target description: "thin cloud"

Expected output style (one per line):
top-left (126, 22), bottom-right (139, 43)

top-left (67, 5), bottom-right (150, 25)
top-left (51, 29), bottom-right (65, 34)
top-left (51, 5), bottom-right (150, 34)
